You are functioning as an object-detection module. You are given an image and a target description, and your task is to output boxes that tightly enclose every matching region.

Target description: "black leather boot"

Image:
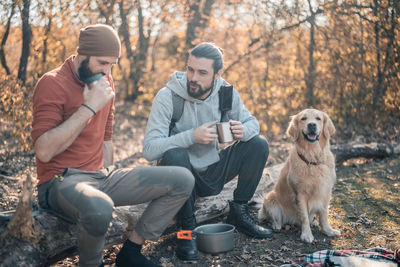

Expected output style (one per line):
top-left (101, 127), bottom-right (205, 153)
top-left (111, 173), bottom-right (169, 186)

top-left (176, 231), bottom-right (199, 261)
top-left (176, 216), bottom-right (199, 261)
top-left (227, 200), bottom-right (273, 239)
top-left (116, 239), bottom-right (161, 267)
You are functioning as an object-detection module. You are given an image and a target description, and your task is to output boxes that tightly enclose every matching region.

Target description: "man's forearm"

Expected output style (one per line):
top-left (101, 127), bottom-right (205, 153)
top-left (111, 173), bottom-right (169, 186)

top-left (143, 129), bottom-right (195, 161)
top-left (34, 105), bottom-right (95, 163)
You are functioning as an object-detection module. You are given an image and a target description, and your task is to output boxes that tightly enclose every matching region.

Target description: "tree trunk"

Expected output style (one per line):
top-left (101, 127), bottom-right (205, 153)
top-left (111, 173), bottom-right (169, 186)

top-left (378, 0), bottom-right (396, 108)
top-left (119, 0), bottom-right (151, 102)
top-left (17, 0), bottom-right (32, 84)
top-left (185, 0), bottom-right (215, 49)
top-left (0, 2), bottom-right (16, 75)
top-left (372, 0), bottom-right (382, 110)
top-left (118, 0), bottom-right (135, 100)
top-left (41, 17), bottom-right (52, 76)
top-left (305, 0), bottom-right (317, 107)
top-left (129, 0), bottom-right (150, 102)
top-left (97, 0), bottom-right (116, 25)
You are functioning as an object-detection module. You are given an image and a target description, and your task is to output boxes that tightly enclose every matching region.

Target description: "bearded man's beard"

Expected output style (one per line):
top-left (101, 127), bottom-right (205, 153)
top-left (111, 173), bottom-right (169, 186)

top-left (187, 80), bottom-right (214, 99)
top-left (78, 56), bottom-right (96, 83)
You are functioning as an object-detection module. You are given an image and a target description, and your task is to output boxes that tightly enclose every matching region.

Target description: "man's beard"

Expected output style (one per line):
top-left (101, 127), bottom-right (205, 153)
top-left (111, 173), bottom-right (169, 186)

top-left (78, 56), bottom-right (96, 83)
top-left (187, 80), bottom-right (214, 99)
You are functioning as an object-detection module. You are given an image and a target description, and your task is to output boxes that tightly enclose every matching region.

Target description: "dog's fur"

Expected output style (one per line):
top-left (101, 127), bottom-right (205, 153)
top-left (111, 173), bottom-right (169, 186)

top-left (258, 109), bottom-right (340, 243)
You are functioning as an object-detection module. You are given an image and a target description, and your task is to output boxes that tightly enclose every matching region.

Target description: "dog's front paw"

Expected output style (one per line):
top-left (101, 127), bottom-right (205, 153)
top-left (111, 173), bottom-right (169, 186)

top-left (300, 232), bottom-right (314, 243)
top-left (271, 222), bottom-right (282, 230)
top-left (324, 228), bottom-right (340, 237)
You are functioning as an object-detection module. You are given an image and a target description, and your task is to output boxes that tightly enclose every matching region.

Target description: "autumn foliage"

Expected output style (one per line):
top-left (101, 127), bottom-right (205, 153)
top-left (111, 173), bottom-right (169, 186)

top-left (0, 75), bottom-right (33, 151)
top-left (0, 0), bottom-right (399, 151)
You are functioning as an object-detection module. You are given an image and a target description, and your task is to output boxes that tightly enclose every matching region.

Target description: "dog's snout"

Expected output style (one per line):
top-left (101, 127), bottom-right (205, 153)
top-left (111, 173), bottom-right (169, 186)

top-left (307, 123), bottom-right (317, 132)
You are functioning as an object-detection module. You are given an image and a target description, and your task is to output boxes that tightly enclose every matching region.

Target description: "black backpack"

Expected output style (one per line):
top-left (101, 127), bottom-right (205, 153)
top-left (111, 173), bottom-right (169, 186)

top-left (168, 85), bottom-right (233, 136)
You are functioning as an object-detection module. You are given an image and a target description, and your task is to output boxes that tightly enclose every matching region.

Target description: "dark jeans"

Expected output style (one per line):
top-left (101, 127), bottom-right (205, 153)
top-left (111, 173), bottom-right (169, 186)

top-left (159, 135), bottom-right (269, 229)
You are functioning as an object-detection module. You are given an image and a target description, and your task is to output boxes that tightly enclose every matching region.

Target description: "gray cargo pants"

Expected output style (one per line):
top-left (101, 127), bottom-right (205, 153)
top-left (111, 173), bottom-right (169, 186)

top-left (38, 165), bottom-right (194, 267)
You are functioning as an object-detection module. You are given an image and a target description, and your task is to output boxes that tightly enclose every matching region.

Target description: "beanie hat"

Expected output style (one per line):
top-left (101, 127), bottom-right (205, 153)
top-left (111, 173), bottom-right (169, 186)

top-left (77, 24), bottom-right (121, 57)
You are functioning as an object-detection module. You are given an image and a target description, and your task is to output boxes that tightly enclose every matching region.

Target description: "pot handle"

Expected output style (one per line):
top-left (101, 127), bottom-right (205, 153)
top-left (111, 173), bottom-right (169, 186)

top-left (177, 230), bottom-right (194, 240)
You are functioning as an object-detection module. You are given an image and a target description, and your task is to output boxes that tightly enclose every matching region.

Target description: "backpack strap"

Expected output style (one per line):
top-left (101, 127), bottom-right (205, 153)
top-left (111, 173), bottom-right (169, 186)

top-left (219, 84), bottom-right (233, 122)
top-left (169, 91), bottom-right (185, 136)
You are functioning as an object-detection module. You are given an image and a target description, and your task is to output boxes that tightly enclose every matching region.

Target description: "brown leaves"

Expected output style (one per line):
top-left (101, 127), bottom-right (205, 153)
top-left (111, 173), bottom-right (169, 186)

top-left (0, 75), bottom-right (33, 151)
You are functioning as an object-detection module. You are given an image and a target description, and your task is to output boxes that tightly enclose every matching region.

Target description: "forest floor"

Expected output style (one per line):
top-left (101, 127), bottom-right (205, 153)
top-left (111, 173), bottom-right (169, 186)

top-left (0, 101), bottom-right (399, 266)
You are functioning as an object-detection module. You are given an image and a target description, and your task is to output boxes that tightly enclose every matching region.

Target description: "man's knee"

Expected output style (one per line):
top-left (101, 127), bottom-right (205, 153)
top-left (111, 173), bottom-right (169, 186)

top-left (80, 197), bottom-right (114, 237)
top-left (168, 167), bottom-right (195, 196)
top-left (248, 135), bottom-right (269, 157)
top-left (161, 147), bottom-right (191, 168)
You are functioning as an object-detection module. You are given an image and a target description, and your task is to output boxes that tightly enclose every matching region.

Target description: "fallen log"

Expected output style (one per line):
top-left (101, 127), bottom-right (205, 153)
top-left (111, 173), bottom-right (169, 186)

top-left (0, 170), bottom-right (276, 266)
top-left (332, 142), bottom-right (400, 165)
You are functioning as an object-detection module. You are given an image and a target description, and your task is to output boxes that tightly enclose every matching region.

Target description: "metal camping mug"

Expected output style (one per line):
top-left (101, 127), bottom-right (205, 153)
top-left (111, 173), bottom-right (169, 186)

top-left (216, 122), bottom-right (233, 143)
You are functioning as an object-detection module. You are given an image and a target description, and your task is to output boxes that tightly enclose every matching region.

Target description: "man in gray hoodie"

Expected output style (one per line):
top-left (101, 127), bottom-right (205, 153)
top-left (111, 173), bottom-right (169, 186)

top-left (143, 42), bottom-right (272, 261)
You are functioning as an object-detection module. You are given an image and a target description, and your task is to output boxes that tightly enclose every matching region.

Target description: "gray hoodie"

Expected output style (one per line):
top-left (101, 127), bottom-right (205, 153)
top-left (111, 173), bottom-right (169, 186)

top-left (143, 71), bottom-right (260, 171)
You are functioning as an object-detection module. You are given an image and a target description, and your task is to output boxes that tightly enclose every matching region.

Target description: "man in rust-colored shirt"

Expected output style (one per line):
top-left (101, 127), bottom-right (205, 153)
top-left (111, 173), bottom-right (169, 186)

top-left (32, 54), bottom-right (115, 186)
top-left (32, 24), bottom-right (194, 267)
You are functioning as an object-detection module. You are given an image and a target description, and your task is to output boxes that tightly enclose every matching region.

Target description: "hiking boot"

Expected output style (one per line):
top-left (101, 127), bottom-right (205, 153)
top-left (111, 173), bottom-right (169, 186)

top-left (227, 200), bottom-right (273, 239)
top-left (116, 239), bottom-right (161, 267)
top-left (176, 230), bottom-right (199, 261)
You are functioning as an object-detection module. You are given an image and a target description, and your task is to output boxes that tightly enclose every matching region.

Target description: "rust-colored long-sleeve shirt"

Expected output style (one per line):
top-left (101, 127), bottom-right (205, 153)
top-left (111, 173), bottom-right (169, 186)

top-left (32, 56), bottom-right (114, 185)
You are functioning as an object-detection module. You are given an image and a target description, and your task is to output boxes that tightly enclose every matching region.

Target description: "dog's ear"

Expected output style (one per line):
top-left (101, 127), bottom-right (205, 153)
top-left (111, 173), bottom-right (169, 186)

top-left (287, 114), bottom-right (300, 141)
top-left (323, 112), bottom-right (335, 139)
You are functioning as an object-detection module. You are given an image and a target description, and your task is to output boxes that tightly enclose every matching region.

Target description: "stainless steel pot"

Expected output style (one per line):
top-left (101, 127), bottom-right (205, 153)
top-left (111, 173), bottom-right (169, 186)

top-left (194, 223), bottom-right (235, 254)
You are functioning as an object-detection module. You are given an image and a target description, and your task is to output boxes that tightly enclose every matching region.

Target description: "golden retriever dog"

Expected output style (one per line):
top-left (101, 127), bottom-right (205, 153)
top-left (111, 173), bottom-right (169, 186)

top-left (258, 109), bottom-right (340, 243)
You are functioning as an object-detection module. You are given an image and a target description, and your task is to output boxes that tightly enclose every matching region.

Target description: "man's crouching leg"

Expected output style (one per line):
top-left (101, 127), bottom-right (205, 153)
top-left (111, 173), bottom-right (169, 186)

top-left (114, 166), bottom-right (195, 266)
top-left (77, 196), bottom-right (114, 266)
top-left (225, 136), bottom-right (273, 239)
top-left (46, 175), bottom-right (115, 267)
top-left (158, 148), bottom-right (199, 261)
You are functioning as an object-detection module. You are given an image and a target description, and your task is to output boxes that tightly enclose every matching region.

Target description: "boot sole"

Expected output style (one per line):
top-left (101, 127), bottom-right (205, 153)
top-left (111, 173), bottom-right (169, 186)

top-left (176, 251), bottom-right (199, 261)
top-left (176, 253), bottom-right (199, 262)
top-left (236, 225), bottom-right (273, 239)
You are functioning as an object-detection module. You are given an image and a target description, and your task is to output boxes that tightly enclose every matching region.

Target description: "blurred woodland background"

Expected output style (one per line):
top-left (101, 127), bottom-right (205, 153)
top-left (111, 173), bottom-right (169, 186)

top-left (0, 0), bottom-right (399, 151)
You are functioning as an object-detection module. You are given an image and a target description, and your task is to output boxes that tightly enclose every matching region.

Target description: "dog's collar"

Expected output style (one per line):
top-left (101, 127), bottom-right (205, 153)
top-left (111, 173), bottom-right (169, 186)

top-left (297, 152), bottom-right (320, 165)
